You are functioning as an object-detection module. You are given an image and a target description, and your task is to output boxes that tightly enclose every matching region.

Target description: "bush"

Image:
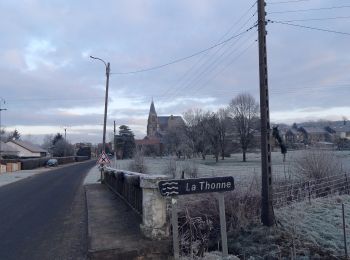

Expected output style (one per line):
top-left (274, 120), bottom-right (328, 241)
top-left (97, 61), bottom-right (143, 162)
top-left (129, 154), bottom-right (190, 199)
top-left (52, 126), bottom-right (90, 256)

top-left (20, 158), bottom-right (48, 170)
top-left (163, 157), bottom-right (177, 178)
top-left (128, 149), bottom-right (147, 173)
top-left (181, 160), bottom-right (198, 178)
top-left (177, 177), bottom-right (261, 257)
top-left (294, 149), bottom-right (343, 179)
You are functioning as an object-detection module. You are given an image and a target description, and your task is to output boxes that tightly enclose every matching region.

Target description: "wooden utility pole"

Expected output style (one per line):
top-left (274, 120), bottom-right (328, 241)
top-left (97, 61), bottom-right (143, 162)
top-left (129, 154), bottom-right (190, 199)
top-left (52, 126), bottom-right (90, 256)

top-left (114, 120), bottom-right (117, 168)
top-left (258, 0), bottom-right (275, 226)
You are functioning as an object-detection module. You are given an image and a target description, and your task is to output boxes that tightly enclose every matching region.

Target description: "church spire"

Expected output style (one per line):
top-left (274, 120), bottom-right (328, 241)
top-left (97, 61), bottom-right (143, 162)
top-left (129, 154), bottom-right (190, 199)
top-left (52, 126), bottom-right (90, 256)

top-left (150, 99), bottom-right (156, 114)
top-left (147, 99), bottom-right (158, 137)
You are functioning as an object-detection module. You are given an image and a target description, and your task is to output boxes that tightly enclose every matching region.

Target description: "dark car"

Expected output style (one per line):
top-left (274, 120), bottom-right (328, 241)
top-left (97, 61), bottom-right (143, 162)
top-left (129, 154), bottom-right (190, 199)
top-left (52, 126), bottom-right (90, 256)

top-left (47, 159), bottom-right (58, 167)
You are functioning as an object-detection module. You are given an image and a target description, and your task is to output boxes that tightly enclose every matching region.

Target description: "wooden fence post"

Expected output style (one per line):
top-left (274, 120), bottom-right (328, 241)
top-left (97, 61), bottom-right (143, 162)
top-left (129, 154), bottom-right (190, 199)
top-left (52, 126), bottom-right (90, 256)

top-left (343, 203), bottom-right (348, 259)
top-left (345, 174), bottom-right (349, 195)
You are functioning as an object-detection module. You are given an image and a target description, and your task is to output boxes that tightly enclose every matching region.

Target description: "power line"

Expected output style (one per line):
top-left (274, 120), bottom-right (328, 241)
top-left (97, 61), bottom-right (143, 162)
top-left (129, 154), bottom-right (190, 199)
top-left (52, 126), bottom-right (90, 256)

top-left (5, 97), bottom-right (103, 103)
top-left (268, 20), bottom-right (350, 36)
top-left (271, 16), bottom-right (350, 23)
top-left (268, 5), bottom-right (350, 14)
top-left (187, 35), bottom-right (258, 98)
top-left (267, 0), bottom-right (312, 4)
top-left (156, 2), bottom-right (258, 100)
top-left (158, 23), bottom-right (258, 103)
top-left (110, 23), bottom-right (256, 75)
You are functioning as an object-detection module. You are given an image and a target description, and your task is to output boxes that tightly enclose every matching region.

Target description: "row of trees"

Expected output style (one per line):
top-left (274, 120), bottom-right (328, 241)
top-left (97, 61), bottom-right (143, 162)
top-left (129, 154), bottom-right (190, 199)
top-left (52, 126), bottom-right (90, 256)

top-left (42, 133), bottom-right (74, 157)
top-left (163, 93), bottom-right (259, 162)
top-left (0, 129), bottom-right (21, 142)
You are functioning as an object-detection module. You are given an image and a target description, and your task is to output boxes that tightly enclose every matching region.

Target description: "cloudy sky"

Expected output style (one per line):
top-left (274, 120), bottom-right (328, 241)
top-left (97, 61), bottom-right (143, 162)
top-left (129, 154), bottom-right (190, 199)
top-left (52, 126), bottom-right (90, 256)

top-left (0, 0), bottom-right (349, 144)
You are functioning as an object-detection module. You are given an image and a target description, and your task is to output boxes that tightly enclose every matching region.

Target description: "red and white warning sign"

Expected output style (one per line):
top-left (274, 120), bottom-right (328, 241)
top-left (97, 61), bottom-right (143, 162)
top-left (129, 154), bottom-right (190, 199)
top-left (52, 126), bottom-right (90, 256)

top-left (97, 151), bottom-right (111, 165)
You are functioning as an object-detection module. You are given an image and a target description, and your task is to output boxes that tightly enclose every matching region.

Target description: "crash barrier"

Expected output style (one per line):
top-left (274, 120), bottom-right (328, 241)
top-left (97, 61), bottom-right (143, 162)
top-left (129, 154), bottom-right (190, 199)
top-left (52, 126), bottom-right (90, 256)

top-left (103, 167), bottom-right (170, 240)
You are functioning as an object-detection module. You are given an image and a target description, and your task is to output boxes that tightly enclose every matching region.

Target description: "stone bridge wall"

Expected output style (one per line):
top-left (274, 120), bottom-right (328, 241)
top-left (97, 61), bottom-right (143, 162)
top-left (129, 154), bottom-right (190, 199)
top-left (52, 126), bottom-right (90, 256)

top-left (103, 167), bottom-right (170, 240)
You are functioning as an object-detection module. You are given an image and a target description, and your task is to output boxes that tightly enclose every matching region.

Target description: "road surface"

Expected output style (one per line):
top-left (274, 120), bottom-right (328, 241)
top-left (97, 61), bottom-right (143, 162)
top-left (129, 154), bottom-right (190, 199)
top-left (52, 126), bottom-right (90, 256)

top-left (0, 160), bottom-right (95, 260)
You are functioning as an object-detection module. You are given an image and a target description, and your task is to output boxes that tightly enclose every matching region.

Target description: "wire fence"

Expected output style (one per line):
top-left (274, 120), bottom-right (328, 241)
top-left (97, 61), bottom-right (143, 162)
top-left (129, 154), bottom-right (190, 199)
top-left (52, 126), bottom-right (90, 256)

top-left (273, 173), bottom-right (350, 208)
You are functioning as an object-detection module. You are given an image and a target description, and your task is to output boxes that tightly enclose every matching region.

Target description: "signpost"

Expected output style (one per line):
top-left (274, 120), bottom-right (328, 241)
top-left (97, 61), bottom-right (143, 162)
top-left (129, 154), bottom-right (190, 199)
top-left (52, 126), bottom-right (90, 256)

top-left (159, 176), bottom-right (234, 259)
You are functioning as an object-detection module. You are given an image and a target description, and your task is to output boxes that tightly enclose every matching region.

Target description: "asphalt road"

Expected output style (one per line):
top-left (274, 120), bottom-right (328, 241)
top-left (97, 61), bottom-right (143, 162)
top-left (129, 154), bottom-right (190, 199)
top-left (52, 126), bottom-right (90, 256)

top-left (0, 160), bottom-right (96, 260)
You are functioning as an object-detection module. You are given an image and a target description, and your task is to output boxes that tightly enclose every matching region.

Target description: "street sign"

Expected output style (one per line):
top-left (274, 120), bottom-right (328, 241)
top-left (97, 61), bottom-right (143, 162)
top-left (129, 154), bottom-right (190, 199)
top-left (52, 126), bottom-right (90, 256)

top-left (158, 176), bottom-right (234, 197)
top-left (160, 176), bottom-right (234, 259)
top-left (97, 151), bottom-right (111, 165)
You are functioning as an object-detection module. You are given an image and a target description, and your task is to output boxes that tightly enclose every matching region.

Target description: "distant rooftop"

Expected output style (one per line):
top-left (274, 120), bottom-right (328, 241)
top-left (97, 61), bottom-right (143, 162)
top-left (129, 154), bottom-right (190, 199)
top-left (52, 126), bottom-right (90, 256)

top-left (7, 140), bottom-right (47, 153)
top-left (0, 141), bottom-right (19, 153)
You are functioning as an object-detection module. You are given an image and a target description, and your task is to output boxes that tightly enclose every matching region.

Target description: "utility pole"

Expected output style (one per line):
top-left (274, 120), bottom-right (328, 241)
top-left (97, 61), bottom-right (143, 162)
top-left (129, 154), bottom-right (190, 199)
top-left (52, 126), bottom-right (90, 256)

top-left (90, 56), bottom-right (110, 154)
top-left (102, 62), bottom-right (110, 153)
top-left (64, 127), bottom-right (67, 157)
top-left (0, 98), bottom-right (7, 168)
top-left (114, 120), bottom-right (117, 168)
top-left (90, 56), bottom-right (110, 183)
top-left (258, 0), bottom-right (275, 226)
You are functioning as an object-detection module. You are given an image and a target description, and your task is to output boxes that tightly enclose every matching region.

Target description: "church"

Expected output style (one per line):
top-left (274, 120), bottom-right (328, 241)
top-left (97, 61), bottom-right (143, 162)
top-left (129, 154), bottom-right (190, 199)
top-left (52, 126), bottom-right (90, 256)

top-left (135, 100), bottom-right (184, 155)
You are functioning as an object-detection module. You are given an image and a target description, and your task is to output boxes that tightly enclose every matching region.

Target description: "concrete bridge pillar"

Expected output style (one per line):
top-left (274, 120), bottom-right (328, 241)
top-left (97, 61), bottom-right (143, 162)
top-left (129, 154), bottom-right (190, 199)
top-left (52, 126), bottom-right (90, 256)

top-left (140, 175), bottom-right (170, 240)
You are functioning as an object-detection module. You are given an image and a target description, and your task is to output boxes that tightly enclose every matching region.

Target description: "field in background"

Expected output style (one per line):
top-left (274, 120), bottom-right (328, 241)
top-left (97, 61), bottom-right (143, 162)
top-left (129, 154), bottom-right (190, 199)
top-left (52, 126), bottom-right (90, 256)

top-left (115, 150), bottom-right (350, 184)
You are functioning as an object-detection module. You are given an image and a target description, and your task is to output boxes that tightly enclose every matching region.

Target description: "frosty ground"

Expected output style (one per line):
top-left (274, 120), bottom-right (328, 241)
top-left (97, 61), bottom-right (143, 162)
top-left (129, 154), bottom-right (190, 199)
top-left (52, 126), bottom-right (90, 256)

top-left (115, 150), bottom-right (350, 184)
top-left (112, 150), bottom-right (350, 259)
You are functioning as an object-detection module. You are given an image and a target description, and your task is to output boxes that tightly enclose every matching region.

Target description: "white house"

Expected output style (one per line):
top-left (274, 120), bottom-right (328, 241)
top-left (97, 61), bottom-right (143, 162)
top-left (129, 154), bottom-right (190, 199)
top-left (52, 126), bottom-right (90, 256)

top-left (6, 140), bottom-right (48, 158)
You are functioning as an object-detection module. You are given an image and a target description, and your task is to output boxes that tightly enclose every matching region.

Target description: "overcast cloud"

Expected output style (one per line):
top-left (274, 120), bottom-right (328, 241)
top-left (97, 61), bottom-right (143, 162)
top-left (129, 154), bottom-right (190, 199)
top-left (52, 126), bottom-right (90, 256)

top-left (0, 0), bottom-right (349, 144)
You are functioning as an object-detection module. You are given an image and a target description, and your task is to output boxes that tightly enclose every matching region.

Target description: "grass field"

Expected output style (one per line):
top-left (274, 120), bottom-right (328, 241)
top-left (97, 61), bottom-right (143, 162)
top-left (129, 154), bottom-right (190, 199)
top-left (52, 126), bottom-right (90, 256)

top-left (115, 150), bottom-right (350, 185)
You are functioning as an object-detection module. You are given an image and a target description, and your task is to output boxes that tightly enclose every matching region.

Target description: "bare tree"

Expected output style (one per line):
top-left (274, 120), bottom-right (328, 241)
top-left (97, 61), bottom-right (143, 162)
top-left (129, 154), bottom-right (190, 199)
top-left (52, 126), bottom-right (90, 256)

top-left (217, 108), bottom-right (231, 160)
top-left (228, 93), bottom-right (259, 162)
top-left (163, 125), bottom-right (191, 158)
top-left (202, 112), bottom-right (221, 163)
top-left (183, 109), bottom-right (210, 160)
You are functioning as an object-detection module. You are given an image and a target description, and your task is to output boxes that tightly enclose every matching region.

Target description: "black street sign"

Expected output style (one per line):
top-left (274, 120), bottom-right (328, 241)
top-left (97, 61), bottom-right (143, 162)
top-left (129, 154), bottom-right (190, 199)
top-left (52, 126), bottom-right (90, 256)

top-left (158, 176), bottom-right (234, 196)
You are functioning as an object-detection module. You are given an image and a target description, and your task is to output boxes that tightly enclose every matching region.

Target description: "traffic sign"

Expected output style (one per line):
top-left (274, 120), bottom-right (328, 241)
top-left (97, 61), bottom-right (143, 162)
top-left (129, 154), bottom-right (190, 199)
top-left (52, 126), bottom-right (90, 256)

top-left (158, 176), bottom-right (234, 197)
top-left (97, 151), bottom-right (111, 165)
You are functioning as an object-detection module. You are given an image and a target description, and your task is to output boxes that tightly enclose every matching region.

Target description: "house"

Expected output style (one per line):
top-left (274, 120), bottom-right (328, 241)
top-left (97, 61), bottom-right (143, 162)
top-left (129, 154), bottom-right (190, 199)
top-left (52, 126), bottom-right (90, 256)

top-left (285, 128), bottom-right (303, 145)
top-left (297, 126), bottom-right (332, 145)
top-left (6, 140), bottom-right (48, 158)
top-left (0, 141), bottom-right (19, 158)
top-left (328, 125), bottom-right (350, 140)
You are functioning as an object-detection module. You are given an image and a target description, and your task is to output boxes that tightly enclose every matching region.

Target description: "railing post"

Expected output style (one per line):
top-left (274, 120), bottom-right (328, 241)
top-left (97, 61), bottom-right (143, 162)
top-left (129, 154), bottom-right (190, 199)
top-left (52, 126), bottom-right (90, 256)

top-left (140, 175), bottom-right (170, 240)
top-left (345, 173), bottom-right (349, 195)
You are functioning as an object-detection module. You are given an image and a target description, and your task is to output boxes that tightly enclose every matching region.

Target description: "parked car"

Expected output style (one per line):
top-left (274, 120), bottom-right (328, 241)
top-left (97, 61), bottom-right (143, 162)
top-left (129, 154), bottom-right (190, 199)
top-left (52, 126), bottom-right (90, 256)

top-left (46, 159), bottom-right (58, 167)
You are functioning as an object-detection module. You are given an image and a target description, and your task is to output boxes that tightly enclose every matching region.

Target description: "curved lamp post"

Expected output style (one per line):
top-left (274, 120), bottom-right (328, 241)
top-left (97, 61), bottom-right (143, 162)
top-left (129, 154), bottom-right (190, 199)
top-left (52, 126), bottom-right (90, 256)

top-left (90, 56), bottom-right (110, 155)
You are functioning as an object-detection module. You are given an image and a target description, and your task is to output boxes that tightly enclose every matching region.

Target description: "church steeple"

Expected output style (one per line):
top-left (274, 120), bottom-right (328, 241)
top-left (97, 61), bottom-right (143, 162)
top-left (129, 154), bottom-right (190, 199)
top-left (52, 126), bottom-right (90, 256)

top-left (147, 100), bottom-right (158, 137)
top-left (150, 99), bottom-right (156, 114)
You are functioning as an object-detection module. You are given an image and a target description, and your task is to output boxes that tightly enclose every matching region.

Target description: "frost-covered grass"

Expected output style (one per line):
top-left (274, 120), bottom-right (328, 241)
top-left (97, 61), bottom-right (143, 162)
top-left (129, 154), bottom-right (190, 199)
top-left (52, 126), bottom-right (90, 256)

top-left (276, 195), bottom-right (350, 257)
top-left (115, 150), bottom-right (350, 185)
top-left (225, 195), bottom-right (350, 259)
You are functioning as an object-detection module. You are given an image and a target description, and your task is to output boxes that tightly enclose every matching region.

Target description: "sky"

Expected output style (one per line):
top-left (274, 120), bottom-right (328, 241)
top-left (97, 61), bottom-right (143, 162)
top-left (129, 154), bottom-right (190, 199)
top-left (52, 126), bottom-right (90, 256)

top-left (0, 0), bottom-right (349, 144)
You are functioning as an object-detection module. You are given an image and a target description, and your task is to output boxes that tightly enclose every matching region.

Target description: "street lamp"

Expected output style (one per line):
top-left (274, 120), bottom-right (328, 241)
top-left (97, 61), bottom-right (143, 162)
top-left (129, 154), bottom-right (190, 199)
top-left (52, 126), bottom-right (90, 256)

top-left (90, 56), bottom-right (110, 155)
top-left (0, 98), bottom-right (7, 168)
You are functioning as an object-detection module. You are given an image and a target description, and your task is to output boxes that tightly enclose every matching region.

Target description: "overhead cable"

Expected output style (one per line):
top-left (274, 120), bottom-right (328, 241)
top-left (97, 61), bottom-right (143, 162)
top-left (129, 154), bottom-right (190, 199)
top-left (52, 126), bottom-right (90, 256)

top-left (156, 1), bottom-right (258, 99)
top-left (271, 16), bottom-right (350, 23)
top-left (110, 24), bottom-right (258, 75)
top-left (268, 20), bottom-right (350, 36)
top-left (268, 5), bottom-right (350, 14)
top-left (268, 0), bottom-right (311, 4)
